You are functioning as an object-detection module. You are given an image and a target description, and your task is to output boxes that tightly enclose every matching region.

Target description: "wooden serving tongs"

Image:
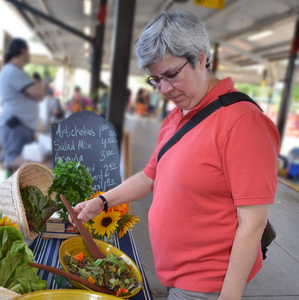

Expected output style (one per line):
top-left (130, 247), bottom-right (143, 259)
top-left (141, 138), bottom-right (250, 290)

top-left (28, 262), bottom-right (114, 294)
top-left (29, 194), bottom-right (113, 294)
top-left (59, 194), bottom-right (106, 260)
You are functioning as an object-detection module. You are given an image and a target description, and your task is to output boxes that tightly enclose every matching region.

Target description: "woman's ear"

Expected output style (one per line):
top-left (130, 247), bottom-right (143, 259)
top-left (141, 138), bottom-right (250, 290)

top-left (197, 51), bottom-right (207, 70)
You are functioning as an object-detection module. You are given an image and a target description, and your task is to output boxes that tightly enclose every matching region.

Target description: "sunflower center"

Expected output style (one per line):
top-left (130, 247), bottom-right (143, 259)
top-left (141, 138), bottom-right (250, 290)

top-left (101, 217), bottom-right (112, 228)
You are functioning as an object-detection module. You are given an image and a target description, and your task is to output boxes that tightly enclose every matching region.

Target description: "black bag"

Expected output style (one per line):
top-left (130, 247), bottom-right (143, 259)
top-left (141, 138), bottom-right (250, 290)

top-left (261, 219), bottom-right (276, 259)
top-left (6, 116), bottom-right (22, 128)
top-left (157, 92), bottom-right (276, 259)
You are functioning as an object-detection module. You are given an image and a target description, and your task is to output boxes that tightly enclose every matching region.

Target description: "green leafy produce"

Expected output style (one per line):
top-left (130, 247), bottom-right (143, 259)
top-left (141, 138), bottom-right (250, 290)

top-left (20, 186), bottom-right (59, 234)
top-left (0, 226), bottom-right (47, 294)
top-left (65, 253), bottom-right (142, 297)
top-left (48, 160), bottom-right (93, 222)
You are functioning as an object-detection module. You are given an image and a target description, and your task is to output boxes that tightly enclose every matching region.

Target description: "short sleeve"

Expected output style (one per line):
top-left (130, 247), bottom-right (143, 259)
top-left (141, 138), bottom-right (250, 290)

top-left (10, 67), bottom-right (34, 92)
top-left (144, 149), bottom-right (158, 180)
top-left (143, 118), bottom-right (173, 181)
top-left (222, 111), bottom-right (280, 206)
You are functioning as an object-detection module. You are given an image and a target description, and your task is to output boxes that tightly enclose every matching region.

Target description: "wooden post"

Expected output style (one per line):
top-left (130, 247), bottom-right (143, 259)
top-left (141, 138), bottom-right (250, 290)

top-left (90, 0), bottom-right (107, 106)
top-left (107, 0), bottom-right (136, 151)
top-left (276, 18), bottom-right (299, 146)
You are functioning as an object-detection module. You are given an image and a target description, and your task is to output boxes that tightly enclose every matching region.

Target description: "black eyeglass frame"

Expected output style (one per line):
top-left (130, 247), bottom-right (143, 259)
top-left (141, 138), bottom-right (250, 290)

top-left (146, 60), bottom-right (189, 88)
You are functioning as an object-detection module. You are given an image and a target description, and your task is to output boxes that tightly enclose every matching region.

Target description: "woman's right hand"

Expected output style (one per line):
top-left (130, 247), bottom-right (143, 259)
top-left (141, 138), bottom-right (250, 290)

top-left (69, 197), bottom-right (104, 224)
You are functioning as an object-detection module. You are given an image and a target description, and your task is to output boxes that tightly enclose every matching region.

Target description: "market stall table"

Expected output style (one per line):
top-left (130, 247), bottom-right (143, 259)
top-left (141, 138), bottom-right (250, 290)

top-left (29, 230), bottom-right (153, 300)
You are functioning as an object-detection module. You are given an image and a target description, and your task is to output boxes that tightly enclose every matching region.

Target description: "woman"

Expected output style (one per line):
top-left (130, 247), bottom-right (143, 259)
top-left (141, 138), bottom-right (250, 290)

top-left (71, 11), bottom-right (279, 300)
top-left (135, 88), bottom-right (148, 120)
top-left (65, 86), bottom-right (95, 114)
top-left (0, 38), bottom-right (44, 170)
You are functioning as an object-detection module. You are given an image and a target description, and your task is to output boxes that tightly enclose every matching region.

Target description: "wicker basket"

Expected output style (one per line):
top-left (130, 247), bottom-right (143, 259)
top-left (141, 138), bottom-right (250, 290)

top-left (0, 162), bottom-right (55, 240)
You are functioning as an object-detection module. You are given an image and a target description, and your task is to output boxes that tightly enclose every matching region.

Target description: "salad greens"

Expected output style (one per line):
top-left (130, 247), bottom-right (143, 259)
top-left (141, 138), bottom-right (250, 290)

top-left (64, 253), bottom-right (142, 297)
top-left (20, 186), bottom-right (59, 234)
top-left (0, 226), bottom-right (46, 294)
top-left (48, 160), bottom-right (93, 222)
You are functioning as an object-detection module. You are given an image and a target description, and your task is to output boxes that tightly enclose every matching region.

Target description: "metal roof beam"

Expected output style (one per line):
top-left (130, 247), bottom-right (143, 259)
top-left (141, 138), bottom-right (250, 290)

top-left (225, 41), bottom-right (291, 61)
top-left (33, 20), bottom-right (96, 32)
top-left (32, 13), bottom-right (150, 33)
top-left (220, 41), bottom-right (268, 65)
top-left (217, 5), bottom-right (299, 42)
top-left (252, 41), bottom-right (291, 55)
top-left (6, 0), bottom-right (95, 43)
top-left (42, 35), bottom-right (88, 43)
top-left (11, 2), bottom-right (54, 53)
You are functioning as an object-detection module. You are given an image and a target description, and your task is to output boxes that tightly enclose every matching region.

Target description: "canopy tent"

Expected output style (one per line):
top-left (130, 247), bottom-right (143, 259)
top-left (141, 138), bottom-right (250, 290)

top-left (3, 0), bottom-right (299, 145)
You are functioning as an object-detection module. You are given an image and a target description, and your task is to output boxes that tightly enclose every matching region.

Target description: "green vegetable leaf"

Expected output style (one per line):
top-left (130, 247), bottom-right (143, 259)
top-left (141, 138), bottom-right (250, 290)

top-left (48, 160), bottom-right (93, 222)
top-left (65, 252), bottom-right (142, 294)
top-left (0, 226), bottom-right (23, 259)
top-left (7, 264), bottom-right (47, 294)
top-left (20, 186), bottom-right (58, 234)
top-left (0, 252), bottom-right (24, 286)
top-left (0, 226), bottom-right (46, 294)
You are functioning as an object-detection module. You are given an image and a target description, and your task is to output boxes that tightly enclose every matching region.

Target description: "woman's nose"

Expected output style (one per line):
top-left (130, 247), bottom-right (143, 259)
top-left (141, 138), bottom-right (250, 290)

top-left (159, 80), bottom-right (174, 95)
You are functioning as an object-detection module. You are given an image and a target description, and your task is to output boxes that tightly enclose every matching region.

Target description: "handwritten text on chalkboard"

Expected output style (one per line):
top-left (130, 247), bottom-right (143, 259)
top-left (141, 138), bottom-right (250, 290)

top-left (51, 111), bottom-right (121, 192)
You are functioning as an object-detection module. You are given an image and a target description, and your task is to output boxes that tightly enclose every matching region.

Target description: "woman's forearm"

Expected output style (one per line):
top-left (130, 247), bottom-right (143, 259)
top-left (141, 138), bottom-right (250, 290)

top-left (74, 171), bottom-right (154, 222)
top-left (104, 171), bottom-right (154, 208)
top-left (218, 205), bottom-right (268, 300)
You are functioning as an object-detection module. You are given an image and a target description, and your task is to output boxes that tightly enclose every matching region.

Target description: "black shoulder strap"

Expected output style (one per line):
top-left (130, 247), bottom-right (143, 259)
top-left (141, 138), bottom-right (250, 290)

top-left (157, 92), bottom-right (262, 163)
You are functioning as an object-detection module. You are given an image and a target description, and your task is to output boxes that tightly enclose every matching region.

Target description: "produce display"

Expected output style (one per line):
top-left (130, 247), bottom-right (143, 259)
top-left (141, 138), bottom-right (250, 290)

top-left (20, 185), bottom-right (59, 234)
top-left (0, 226), bottom-right (46, 294)
top-left (0, 161), bottom-right (142, 298)
top-left (64, 252), bottom-right (143, 297)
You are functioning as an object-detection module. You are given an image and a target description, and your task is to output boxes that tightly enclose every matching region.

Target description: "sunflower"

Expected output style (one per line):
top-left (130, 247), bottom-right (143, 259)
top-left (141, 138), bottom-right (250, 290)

top-left (117, 214), bottom-right (139, 238)
top-left (84, 220), bottom-right (93, 235)
top-left (91, 210), bottom-right (121, 237)
top-left (0, 213), bottom-right (18, 229)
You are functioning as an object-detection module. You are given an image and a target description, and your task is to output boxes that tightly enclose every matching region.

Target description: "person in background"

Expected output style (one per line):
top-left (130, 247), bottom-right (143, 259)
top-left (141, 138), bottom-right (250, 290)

top-left (70, 11), bottom-right (279, 300)
top-left (33, 72), bottom-right (41, 82)
top-left (33, 72), bottom-right (48, 94)
top-left (0, 38), bottom-right (44, 171)
top-left (99, 87), bottom-right (109, 118)
top-left (39, 88), bottom-right (64, 133)
top-left (65, 86), bottom-right (95, 115)
top-left (147, 90), bottom-right (160, 120)
top-left (135, 88), bottom-right (148, 121)
top-left (161, 96), bottom-right (170, 120)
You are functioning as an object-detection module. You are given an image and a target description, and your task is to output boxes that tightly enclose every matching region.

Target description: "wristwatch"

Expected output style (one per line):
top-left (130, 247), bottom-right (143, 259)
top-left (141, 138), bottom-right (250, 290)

top-left (98, 195), bottom-right (108, 212)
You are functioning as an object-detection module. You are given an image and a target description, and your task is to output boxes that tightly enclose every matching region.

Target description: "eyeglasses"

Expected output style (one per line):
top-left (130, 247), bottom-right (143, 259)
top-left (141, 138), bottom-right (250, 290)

top-left (146, 60), bottom-right (189, 88)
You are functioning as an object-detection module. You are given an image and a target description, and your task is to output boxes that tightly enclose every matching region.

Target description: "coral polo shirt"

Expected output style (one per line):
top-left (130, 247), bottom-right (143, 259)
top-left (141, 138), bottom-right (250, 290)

top-left (144, 77), bottom-right (280, 292)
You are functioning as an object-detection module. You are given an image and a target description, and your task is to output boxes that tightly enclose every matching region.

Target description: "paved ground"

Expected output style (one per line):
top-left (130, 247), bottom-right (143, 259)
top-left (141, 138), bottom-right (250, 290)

top-left (125, 115), bottom-right (299, 300)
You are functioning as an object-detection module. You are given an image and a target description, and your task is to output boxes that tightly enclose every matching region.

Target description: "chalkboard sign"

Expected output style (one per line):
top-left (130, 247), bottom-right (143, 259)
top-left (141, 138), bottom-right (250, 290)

top-left (51, 111), bottom-right (121, 192)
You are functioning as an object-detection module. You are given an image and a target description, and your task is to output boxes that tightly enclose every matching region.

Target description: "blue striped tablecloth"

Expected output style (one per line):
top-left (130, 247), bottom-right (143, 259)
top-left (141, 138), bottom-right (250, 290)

top-left (29, 230), bottom-right (153, 300)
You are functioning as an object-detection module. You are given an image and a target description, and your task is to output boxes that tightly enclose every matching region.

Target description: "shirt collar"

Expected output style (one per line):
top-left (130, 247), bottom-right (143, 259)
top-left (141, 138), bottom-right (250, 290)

top-left (168, 77), bottom-right (237, 127)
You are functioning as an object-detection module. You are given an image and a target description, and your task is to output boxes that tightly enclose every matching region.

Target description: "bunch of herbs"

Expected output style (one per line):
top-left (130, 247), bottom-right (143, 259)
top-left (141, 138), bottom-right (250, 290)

top-left (48, 160), bottom-right (93, 222)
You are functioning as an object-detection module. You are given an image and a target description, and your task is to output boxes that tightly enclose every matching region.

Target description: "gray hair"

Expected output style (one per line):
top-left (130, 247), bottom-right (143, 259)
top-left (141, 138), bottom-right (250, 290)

top-left (135, 11), bottom-right (212, 70)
